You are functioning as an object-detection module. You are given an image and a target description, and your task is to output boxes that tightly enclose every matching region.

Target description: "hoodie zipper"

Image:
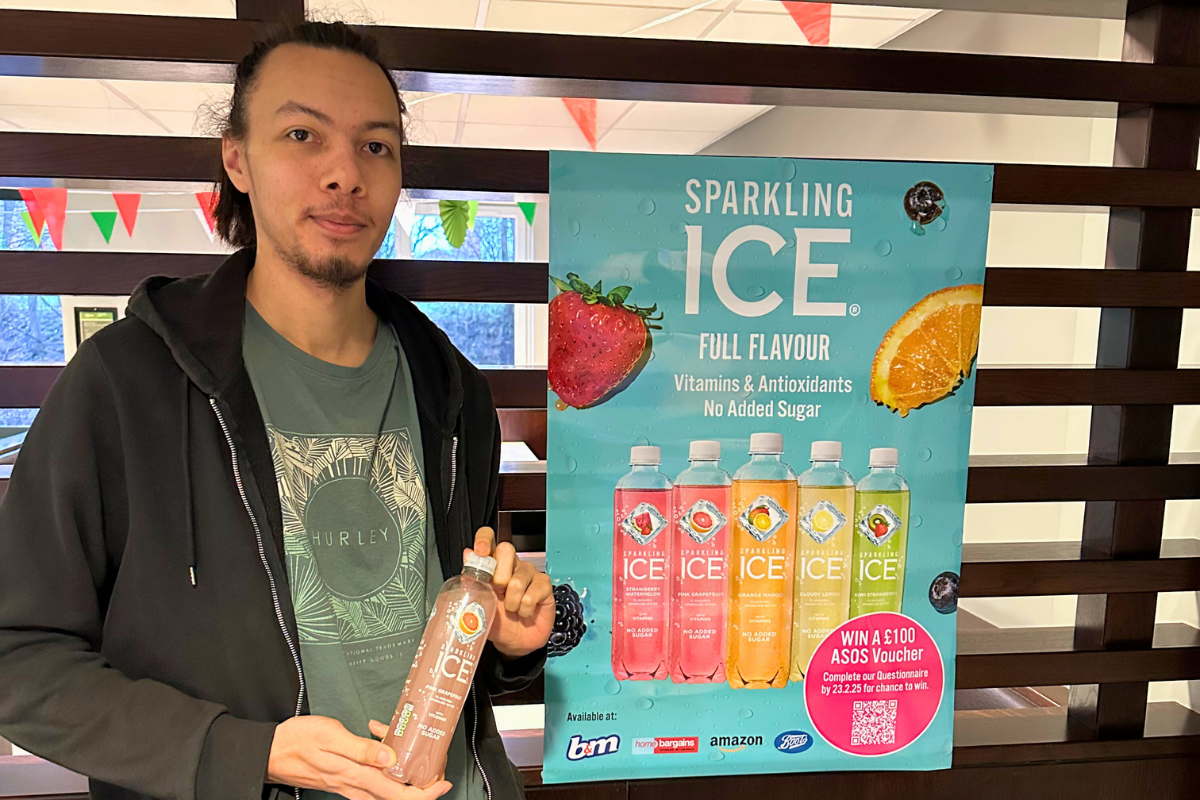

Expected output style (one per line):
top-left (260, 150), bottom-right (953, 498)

top-left (446, 435), bottom-right (490, 800)
top-left (209, 399), bottom-right (307, 718)
top-left (211, 399), bottom-right (306, 800)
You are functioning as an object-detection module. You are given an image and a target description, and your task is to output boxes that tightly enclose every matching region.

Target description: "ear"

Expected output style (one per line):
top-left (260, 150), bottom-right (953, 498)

top-left (221, 136), bottom-right (251, 194)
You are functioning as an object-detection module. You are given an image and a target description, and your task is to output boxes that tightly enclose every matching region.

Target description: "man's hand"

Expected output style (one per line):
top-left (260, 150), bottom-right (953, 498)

top-left (468, 527), bottom-right (554, 658)
top-left (267, 715), bottom-right (451, 800)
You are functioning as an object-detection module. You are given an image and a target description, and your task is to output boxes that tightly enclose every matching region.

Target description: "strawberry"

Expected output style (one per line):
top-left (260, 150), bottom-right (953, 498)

top-left (549, 273), bottom-right (662, 409)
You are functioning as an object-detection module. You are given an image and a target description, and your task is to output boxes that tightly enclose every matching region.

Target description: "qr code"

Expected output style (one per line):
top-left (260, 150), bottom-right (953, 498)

top-left (851, 699), bottom-right (897, 746)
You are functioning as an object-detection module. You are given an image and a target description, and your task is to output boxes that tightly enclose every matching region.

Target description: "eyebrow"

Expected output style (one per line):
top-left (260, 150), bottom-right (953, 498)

top-left (275, 100), bottom-right (402, 137)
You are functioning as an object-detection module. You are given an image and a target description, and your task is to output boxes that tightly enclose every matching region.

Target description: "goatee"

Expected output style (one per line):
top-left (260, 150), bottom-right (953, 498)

top-left (276, 243), bottom-right (370, 291)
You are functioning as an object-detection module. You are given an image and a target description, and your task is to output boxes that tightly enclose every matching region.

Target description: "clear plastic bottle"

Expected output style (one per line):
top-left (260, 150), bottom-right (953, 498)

top-left (382, 552), bottom-right (499, 788)
top-left (851, 448), bottom-right (911, 618)
top-left (727, 433), bottom-right (798, 689)
top-left (792, 441), bottom-right (855, 682)
top-left (612, 445), bottom-right (672, 681)
top-left (669, 440), bottom-right (732, 684)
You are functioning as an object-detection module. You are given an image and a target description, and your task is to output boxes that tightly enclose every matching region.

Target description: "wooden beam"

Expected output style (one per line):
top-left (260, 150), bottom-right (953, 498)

top-left (4, 10), bottom-right (1200, 106)
top-left (6, 254), bottom-right (1200, 310)
top-left (235, 0), bottom-right (303, 24)
top-left (1069, 0), bottom-right (1200, 741)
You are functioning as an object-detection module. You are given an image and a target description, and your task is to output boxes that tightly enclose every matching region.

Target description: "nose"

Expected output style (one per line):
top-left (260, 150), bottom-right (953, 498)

top-left (321, 141), bottom-right (366, 197)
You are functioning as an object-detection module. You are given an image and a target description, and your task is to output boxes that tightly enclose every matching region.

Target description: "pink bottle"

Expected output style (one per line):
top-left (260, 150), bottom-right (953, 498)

top-left (670, 440), bottom-right (731, 683)
top-left (382, 552), bottom-right (499, 788)
top-left (612, 445), bottom-right (671, 680)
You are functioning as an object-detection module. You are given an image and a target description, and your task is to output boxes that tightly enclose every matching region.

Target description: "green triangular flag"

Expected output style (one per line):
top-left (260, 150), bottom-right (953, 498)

top-left (518, 201), bottom-right (537, 226)
top-left (91, 210), bottom-right (118, 243)
top-left (21, 209), bottom-right (41, 242)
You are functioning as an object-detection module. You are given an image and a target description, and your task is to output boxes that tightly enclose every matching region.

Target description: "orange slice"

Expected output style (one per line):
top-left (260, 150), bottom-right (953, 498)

top-left (870, 284), bottom-right (983, 417)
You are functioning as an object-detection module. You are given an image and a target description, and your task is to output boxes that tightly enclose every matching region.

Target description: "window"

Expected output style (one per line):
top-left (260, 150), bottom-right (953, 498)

top-left (396, 201), bottom-right (540, 368)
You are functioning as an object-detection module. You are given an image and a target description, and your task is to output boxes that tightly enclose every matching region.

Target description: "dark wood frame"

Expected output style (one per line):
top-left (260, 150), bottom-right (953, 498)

top-left (1, 0), bottom-right (1199, 797)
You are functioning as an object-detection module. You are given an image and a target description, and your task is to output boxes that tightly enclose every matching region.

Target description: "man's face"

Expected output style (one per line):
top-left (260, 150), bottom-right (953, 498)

top-left (221, 43), bottom-right (403, 289)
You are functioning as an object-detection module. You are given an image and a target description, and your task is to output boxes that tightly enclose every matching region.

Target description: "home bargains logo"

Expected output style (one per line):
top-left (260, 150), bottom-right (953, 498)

top-left (633, 736), bottom-right (700, 755)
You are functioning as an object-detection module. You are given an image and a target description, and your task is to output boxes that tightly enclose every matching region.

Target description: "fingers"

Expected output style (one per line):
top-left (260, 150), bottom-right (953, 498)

top-left (358, 767), bottom-right (452, 800)
top-left (505, 563), bottom-right (554, 618)
top-left (318, 721), bottom-right (396, 769)
top-left (368, 719), bottom-right (389, 740)
top-left (490, 541), bottom-right (518, 589)
top-left (473, 527), bottom-right (496, 557)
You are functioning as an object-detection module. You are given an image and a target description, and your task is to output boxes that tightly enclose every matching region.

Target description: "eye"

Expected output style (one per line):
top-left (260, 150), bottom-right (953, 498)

top-left (366, 141), bottom-right (391, 156)
top-left (287, 129), bottom-right (310, 142)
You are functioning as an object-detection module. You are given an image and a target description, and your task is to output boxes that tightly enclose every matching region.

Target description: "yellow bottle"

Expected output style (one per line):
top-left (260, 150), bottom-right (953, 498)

top-left (727, 433), bottom-right (797, 689)
top-left (791, 441), bottom-right (855, 682)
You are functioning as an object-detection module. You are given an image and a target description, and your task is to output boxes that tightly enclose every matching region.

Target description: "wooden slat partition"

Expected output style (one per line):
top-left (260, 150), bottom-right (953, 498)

top-left (6, 132), bottom-right (1200, 207)
top-left (3, 2), bottom-right (1200, 798)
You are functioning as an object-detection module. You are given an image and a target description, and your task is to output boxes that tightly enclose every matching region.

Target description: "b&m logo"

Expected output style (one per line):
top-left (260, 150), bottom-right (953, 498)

top-left (774, 731), bottom-right (814, 754)
top-left (567, 734), bottom-right (620, 761)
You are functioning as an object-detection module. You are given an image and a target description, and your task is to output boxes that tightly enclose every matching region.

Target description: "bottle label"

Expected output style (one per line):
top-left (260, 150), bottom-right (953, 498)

top-left (454, 601), bottom-right (488, 644)
top-left (621, 502), bottom-right (669, 545)
top-left (679, 498), bottom-right (727, 545)
top-left (799, 499), bottom-right (848, 545)
top-left (857, 503), bottom-right (902, 546)
top-left (737, 494), bottom-right (788, 542)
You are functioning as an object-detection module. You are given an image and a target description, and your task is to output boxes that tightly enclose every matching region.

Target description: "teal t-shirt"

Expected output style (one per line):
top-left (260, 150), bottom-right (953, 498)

top-left (242, 301), bottom-right (481, 800)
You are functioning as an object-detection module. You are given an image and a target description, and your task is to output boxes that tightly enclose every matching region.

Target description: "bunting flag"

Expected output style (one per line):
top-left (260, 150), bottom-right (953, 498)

top-left (782, 1), bottom-right (832, 46)
top-left (561, 98), bottom-right (598, 150)
top-left (18, 188), bottom-right (45, 238)
top-left (91, 211), bottom-right (119, 243)
top-left (30, 188), bottom-right (68, 250)
top-left (195, 191), bottom-right (219, 236)
top-left (518, 201), bottom-right (537, 226)
top-left (20, 210), bottom-right (42, 243)
top-left (113, 192), bottom-right (142, 237)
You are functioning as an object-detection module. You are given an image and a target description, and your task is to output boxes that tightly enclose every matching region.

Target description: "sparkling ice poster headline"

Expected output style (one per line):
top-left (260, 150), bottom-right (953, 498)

top-left (542, 152), bottom-right (993, 783)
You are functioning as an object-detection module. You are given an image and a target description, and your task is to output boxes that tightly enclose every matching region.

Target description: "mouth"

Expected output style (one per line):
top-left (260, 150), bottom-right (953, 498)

top-left (310, 214), bottom-right (368, 237)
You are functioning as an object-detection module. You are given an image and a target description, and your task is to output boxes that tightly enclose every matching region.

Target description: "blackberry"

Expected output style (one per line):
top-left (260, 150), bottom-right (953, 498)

top-left (903, 181), bottom-right (946, 235)
top-left (548, 583), bottom-right (587, 657)
top-left (929, 571), bottom-right (959, 614)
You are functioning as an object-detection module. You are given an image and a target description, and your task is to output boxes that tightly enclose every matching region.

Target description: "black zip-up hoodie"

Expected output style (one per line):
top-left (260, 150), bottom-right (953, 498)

top-left (0, 248), bottom-right (544, 800)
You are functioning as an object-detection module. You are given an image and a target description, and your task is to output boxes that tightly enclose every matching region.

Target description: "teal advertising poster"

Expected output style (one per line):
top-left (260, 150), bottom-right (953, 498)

top-left (542, 151), bottom-right (993, 782)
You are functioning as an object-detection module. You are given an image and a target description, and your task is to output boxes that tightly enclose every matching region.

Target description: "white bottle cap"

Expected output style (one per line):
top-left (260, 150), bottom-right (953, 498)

top-left (689, 440), bottom-right (721, 460)
top-left (630, 445), bottom-right (661, 465)
top-left (811, 441), bottom-right (842, 461)
top-left (464, 551), bottom-right (497, 578)
top-left (749, 433), bottom-right (783, 454)
top-left (870, 447), bottom-right (899, 468)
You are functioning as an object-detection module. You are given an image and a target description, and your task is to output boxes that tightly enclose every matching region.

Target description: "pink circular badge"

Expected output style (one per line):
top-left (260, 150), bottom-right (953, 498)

top-left (803, 612), bottom-right (944, 756)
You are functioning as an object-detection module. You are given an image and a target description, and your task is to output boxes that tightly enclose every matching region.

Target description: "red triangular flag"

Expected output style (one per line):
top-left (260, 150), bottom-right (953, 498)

top-left (783, 2), bottom-right (831, 46)
top-left (562, 98), bottom-right (598, 151)
top-left (113, 192), bottom-right (142, 237)
top-left (195, 191), bottom-right (218, 235)
top-left (31, 188), bottom-right (67, 250)
top-left (18, 188), bottom-right (45, 237)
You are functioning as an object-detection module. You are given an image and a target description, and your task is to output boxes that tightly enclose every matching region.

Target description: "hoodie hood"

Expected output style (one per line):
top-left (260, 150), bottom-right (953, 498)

top-left (127, 247), bottom-right (465, 436)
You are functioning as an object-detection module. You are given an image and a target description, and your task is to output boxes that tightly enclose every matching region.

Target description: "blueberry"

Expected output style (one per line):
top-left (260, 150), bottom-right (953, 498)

top-left (548, 583), bottom-right (587, 657)
top-left (904, 181), bottom-right (946, 234)
top-left (929, 571), bottom-right (959, 614)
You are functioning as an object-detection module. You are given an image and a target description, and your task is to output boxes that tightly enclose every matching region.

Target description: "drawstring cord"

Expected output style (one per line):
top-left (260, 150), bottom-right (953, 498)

top-left (367, 341), bottom-right (401, 479)
top-left (183, 374), bottom-right (197, 587)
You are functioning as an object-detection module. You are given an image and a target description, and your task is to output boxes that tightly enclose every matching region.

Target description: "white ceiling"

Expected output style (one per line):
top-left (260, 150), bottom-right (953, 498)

top-left (0, 1), bottom-right (935, 154)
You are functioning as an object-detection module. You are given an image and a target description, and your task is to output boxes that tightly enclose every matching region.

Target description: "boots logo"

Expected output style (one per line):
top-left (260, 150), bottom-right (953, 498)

top-left (566, 734), bottom-right (620, 761)
top-left (774, 730), bottom-right (814, 753)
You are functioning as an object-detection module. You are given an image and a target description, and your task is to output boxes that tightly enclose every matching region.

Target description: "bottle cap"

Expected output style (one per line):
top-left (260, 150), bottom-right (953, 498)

top-left (464, 551), bottom-right (498, 577)
top-left (749, 433), bottom-right (783, 454)
top-left (811, 441), bottom-right (842, 461)
top-left (689, 440), bottom-right (721, 460)
top-left (870, 447), bottom-right (899, 468)
top-left (630, 445), bottom-right (661, 465)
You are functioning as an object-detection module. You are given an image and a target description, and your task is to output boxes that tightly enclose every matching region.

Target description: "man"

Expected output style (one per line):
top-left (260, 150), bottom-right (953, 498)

top-left (0, 21), bottom-right (551, 800)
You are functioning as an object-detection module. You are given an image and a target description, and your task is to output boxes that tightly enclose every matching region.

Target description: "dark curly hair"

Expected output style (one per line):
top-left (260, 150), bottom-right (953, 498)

top-left (204, 21), bottom-right (408, 248)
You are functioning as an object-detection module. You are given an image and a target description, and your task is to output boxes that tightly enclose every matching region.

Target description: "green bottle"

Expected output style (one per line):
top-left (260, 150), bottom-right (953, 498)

top-left (850, 448), bottom-right (910, 617)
